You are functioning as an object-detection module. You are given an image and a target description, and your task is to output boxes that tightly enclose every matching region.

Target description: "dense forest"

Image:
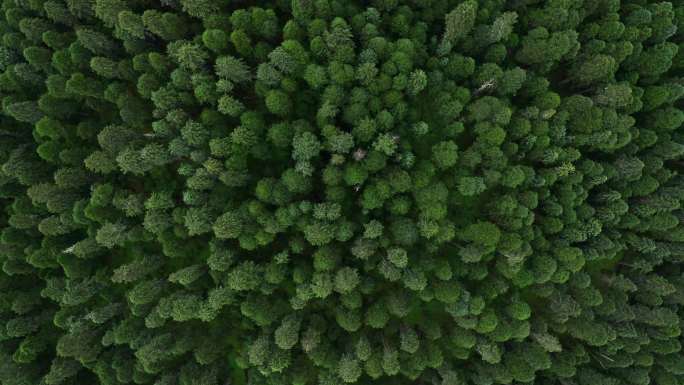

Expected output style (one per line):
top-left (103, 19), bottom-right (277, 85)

top-left (0, 0), bottom-right (683, 384)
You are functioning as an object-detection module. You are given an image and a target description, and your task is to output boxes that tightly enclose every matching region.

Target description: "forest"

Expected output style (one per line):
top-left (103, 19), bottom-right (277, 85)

top-left (0, 0), bottom-right (683, 384)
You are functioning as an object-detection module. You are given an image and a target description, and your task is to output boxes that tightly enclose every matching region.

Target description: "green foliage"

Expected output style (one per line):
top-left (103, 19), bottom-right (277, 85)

top-left (444, 0), bottom-right (478, 44)
top-left (0, 1), bottom-right (682, 385)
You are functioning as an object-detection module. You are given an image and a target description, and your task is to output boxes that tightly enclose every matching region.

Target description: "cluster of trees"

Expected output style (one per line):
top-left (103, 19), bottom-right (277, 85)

top-left (0, 0), bottom-right (683, 384)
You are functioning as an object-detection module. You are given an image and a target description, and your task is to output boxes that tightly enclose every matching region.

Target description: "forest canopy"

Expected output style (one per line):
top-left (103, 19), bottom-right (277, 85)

top-left (0, 0), bottom-right (683, 385)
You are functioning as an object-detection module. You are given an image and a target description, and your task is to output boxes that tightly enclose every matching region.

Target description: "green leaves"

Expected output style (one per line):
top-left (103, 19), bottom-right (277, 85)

top-left (265, 89), bottom-right (292, 116)
top-left (215, 56), bottom-right (251, 83)
top-left (431, 140), bottom-right (458, 170)
top-left (570, 54), bottom-right (617, 86)
top-left (444, 1), bottom-right (478, 44)
top-left (334, 267), bottom-right (359, 294)
top-left (0, 1), bottom-right (683, 385)
top-left (462, 221), bottom-right (501, 247)
top-left (214, 211), bottom-right (244, 239)
top-left (291, 131), bottom-right (321, 161)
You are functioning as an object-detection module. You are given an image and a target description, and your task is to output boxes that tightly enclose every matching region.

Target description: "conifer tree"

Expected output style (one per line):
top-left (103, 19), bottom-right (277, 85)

top-left (0, 1), bottom-right (682, 385)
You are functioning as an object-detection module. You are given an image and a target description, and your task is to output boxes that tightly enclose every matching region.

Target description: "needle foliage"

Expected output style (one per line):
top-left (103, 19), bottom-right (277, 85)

top-left (0, 1), bottom-right (683, 385)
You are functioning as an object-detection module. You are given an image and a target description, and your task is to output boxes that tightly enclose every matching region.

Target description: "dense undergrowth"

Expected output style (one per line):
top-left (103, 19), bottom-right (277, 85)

top-left (1, 0), bottom-right (684, 384)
